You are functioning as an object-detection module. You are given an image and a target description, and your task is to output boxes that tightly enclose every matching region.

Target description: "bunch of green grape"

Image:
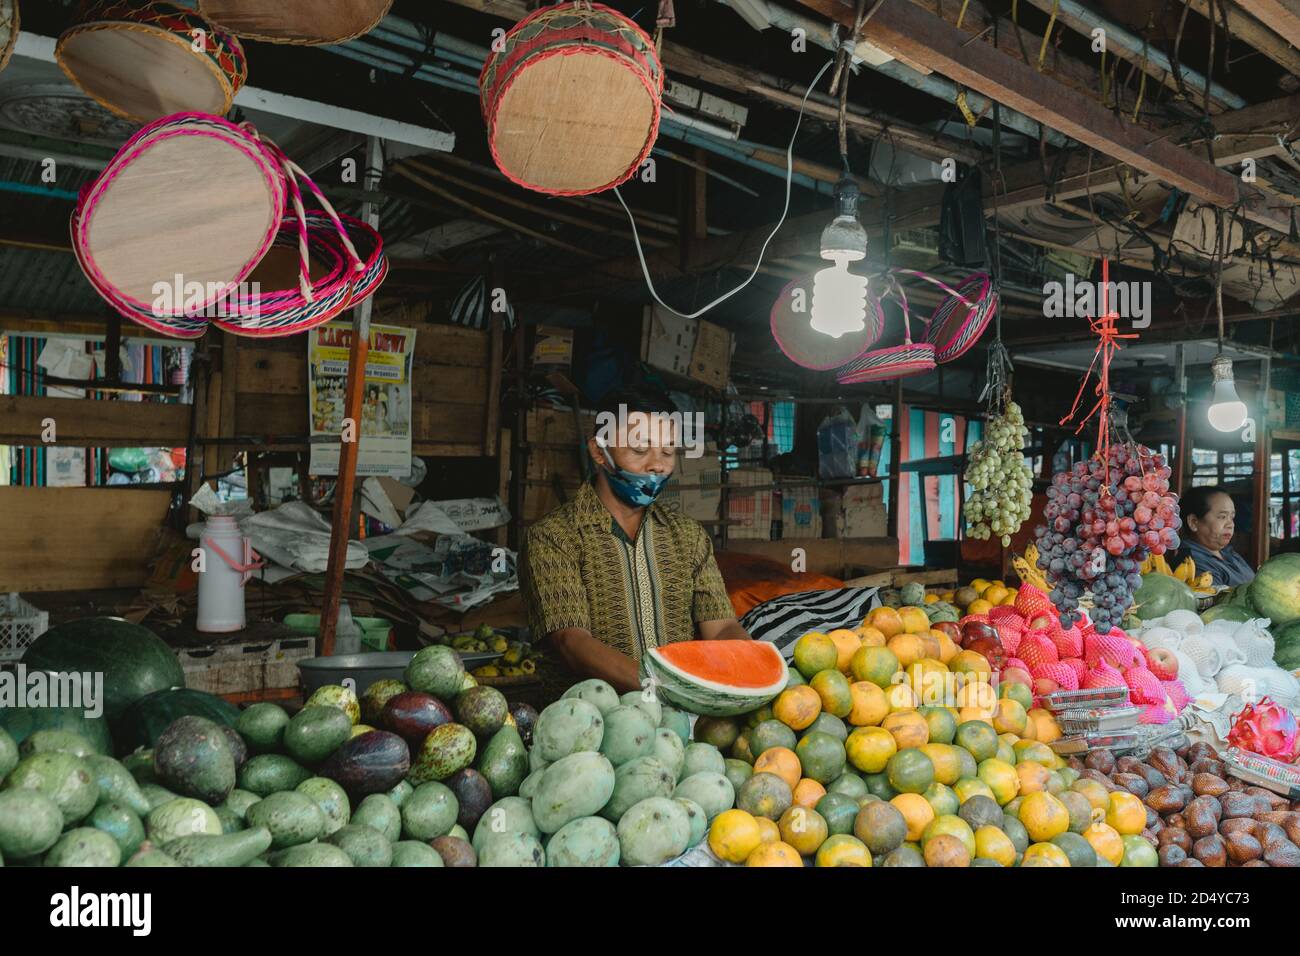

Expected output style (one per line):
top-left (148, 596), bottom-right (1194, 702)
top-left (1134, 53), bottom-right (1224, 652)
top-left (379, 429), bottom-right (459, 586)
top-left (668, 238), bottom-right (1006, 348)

top-left (963, 401), bottom-right (1034, 546)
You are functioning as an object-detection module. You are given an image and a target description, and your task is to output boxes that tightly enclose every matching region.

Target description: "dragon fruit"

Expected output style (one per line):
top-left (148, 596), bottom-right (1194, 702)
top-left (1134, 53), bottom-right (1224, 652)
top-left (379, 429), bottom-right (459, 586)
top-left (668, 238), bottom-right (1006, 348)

top-left (1123, 666), bottom-right (1165, 705)
top-left (1227, 697), bottom-right (1300, 761)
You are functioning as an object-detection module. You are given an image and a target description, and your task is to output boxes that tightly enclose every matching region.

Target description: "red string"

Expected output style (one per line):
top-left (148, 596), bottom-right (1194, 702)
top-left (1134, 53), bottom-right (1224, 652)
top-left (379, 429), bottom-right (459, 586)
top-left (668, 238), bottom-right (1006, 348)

top-left (1058, 259), bottom-right (1138, 490)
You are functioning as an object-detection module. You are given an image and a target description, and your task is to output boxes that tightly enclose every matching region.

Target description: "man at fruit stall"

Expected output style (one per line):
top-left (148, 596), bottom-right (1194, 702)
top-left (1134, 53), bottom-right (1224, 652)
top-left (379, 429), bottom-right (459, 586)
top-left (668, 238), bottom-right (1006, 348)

top-left (522, 385), bottom-right (752, 693)
top-left (1174, 485), bottom-right (1255, 588)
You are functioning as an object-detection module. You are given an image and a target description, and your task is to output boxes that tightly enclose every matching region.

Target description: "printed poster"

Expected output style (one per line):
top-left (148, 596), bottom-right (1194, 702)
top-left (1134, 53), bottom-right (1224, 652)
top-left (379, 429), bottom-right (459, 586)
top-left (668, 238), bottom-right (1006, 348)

top-left (308, 321), bottom-right (415, 478)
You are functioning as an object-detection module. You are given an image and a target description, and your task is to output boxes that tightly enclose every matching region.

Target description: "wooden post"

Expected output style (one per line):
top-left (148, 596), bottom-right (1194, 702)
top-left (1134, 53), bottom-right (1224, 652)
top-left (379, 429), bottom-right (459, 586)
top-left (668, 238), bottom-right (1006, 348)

top-left (1173, 344), bottom-right (1188, 497)
top-left (319, 136), bottom-right (383, 657)
top-left (1253, 356), bottom-right (1272, 568)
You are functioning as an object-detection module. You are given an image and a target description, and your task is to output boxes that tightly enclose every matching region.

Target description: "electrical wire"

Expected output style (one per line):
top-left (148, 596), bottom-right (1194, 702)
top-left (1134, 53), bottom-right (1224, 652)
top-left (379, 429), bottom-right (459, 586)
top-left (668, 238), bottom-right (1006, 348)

top-left (614, 57), bottom-right (836, 320)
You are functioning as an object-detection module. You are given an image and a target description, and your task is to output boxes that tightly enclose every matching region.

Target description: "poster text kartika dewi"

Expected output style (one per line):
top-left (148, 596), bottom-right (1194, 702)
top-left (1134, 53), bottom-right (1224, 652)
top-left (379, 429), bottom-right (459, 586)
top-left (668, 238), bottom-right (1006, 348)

top-left (314, 326), bottom-right (410, 353)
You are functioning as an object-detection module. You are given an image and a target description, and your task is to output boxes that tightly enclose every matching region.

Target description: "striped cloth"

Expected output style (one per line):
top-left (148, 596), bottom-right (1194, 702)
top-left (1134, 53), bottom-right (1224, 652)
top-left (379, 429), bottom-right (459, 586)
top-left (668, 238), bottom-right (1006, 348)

top-left (450, 275), bottom-right (517, 330)
top-left (740, 587), bottom-right (880, 659)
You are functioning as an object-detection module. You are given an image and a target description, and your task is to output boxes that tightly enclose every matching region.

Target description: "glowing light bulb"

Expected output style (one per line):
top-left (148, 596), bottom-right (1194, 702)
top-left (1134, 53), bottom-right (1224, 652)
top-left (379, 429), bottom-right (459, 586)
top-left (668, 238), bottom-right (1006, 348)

top-left (811, 253), bottom-right (868, 338)
top-left (1207, 354), bottom-right (1247, 432)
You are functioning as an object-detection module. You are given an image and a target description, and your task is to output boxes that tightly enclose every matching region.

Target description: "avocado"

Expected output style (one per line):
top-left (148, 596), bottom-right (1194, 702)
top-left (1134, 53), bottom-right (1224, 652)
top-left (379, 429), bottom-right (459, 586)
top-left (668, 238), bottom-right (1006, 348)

top-left (162, 826), bottom-right (273, 867)
top-left (455, 686), bottom-right (508, 739)
top-left (43, 828), bottom-right (121, 867)
top-left (140, 782), bottom-right (180, 810)
top-left (0, 727), bottom-right (17, 780)
top-left (214, 804), bottom-right (246, 833)
top-left (122, 749), bottom-right (157, 785)
top-left (86, 800), bottom-right (146, 858)
top-left (245, 791), bottom-right (326, 849)
top-left (400, 781), bottom-right (459, 841)
top-left (318, 731), bottom-right (410, 797)
top-left (295, 777), bottom-right (351, 835)
top-left (431, 834), bottom-right (477, 867)
top-left (351, 793), bottom-right (401, 842)
top-left (17, 729), bottom-right (98, 759)
top-left (387, 779), bottom-right (414, 808)
top-left (2, 751), bottom-right (99, 826)
top-left (0, 788), bottom-right (64, 858)
top-left (327, 824), bottom-right (393, 867)
top-left (235, 703), bottom-right (290, 754)
top-left (153, 716), bottom-right (237, 805)
top-left (391, 840), bottom-right (444, 867)
top-left (476, 726), bottom-right (528, 799)
top-left (221, 726), bottom-right (249, 770)
top-left (123, 841), bottom-right (181, 867)
top-left (444, 768), bottom-right (493, 830)
top-left (237, 754), bottom-right (312, 796)
top-left (283, 706), bottom-right (352, 766)
top-left (269, 843), bottom-right (354, 867)
top-left (83, 754), bottom-right (152, 817)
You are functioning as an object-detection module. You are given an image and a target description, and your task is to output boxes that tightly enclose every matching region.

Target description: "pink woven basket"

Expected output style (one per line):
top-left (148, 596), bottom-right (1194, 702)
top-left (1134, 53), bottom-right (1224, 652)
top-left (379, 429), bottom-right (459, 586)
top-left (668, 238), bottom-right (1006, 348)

top-left (920, 271), bottom-right (996, 363)
top-left (835, 279), bottom-right (937, 384)
top-left (769, 275), bottom-right (884, 370)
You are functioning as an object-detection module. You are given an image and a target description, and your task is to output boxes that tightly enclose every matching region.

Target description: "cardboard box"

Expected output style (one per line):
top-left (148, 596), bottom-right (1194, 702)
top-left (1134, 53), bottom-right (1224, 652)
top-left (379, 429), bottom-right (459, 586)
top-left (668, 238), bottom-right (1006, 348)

top-left (822, 484), bottom-right (886, 538)
top-left (726, 467), bottom-right (774, 540)
top-left (642, 305), bottom-right (732, 390)
top-left (780, 485), bottom-right (823, 539)
top-left (526, 407), bottom-right (596, 446)
top-left (661, 443), bottom-right (721, 522)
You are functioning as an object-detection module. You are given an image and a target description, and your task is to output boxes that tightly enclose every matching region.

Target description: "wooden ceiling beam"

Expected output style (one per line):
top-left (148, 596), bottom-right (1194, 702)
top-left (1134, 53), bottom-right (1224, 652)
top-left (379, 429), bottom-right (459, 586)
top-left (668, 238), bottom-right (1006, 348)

top-left (800, 0), bottom-right (1240, 206)
top-left (1230, 0), bottom-right (1300, 56)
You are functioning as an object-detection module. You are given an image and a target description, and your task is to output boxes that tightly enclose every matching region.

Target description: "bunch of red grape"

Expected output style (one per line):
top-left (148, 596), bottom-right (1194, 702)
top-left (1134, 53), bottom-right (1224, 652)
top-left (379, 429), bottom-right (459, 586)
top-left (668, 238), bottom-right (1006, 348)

top-left (1034, 445), bottom-right (1181, 633)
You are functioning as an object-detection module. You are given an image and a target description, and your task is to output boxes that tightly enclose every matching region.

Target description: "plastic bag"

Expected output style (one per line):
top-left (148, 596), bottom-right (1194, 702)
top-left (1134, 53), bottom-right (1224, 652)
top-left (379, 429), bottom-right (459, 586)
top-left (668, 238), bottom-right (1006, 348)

top-left (817, 410), bottom-right (859, 480)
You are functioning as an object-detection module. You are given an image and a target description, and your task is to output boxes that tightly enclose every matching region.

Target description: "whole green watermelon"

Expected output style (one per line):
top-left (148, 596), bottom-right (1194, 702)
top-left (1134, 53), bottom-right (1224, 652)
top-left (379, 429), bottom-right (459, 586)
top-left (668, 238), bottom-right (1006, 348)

top-left (1274, 621), bottom-right (1300, 672)
top-left (113, 688), bottom-right (240, 755)
top-left (1200, 604), bottom-right (1252, 625)
top-left (1133, 574), bottom-right (1198, 620)
top-left (0, 705), bottom-right (113, 755)
top-left (1248, 554), bottom-right (1300, 629)
top-left (22, 618), bottom-right (185, 720)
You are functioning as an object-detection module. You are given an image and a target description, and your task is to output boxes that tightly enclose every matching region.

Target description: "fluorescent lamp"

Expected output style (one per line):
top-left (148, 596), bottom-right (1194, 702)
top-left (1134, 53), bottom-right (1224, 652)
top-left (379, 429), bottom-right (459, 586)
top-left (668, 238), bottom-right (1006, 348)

top-left (1207, 353), bottom-right (1247, 432)
top-left (810, 178), bottom-right (869, 338)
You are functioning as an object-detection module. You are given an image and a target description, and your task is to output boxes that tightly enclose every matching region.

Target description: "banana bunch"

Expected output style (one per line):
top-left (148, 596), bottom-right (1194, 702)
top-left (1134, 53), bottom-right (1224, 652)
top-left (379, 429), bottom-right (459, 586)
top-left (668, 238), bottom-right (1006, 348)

top-left (1138, 552), bottom-right (1215, 593)
top-left (1013, 543), bottom-right (1051, 593)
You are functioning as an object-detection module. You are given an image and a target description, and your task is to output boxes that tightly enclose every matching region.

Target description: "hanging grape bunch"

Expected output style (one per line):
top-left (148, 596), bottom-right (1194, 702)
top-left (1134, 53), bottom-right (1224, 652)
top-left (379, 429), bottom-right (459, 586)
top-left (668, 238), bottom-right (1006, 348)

top-left (963, 400), bottom-right (1034, 547)
top-left (1034, 445), bottom-right (1181, 633)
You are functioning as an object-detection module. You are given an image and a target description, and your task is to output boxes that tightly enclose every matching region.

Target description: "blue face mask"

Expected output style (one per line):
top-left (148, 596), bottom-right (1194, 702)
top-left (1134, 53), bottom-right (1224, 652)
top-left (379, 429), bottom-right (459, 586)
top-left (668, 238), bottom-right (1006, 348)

top-left (597, 445), bottom-right (671, 507)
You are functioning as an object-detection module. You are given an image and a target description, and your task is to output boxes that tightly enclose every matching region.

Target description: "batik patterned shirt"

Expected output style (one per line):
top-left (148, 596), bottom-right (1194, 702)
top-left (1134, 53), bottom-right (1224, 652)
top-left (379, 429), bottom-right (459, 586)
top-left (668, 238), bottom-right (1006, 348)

top-left (523, 482), bottom-right (735, 662)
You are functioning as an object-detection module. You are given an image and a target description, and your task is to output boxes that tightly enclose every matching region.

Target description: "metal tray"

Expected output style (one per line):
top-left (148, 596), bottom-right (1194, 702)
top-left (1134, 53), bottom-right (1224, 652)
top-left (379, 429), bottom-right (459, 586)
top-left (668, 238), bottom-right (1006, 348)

top-left (1057, 705), bottom-right (1143, 735)
top-left (297, 650), bottom-right (501, 695)
top-left (1050, 731), bottom-right (1142, 755)
top-left (1223, 747), bottom-right (1300, 799)
top-left (1043, 686), bottom-right (1131, 712)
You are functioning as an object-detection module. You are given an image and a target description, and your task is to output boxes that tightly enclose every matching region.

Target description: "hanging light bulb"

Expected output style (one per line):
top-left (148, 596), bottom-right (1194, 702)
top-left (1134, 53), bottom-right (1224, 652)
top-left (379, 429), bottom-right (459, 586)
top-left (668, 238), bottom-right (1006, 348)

top-left (810, 177), bottom-right (868, 338)
top-left (1207, 353), bottom-right (1247, 432)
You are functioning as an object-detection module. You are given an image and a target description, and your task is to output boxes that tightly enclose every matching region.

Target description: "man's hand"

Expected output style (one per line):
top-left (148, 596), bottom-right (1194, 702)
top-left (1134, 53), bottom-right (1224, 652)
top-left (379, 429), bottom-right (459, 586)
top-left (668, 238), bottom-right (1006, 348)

top-left (697, 618), bottom-right (752, 641)
top-left (548, 627), bottom-right (643, 694)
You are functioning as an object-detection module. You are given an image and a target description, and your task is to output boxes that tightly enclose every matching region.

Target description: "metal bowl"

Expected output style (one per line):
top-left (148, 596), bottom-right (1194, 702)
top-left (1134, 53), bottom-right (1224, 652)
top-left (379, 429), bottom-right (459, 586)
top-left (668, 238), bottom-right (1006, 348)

top-left (297, 650), bottom-right (501, 695)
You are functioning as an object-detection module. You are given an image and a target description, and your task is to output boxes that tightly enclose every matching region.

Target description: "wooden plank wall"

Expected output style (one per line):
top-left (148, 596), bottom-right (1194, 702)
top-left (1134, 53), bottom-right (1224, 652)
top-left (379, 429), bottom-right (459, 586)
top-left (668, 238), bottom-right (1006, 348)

top-left (0, 487), bottom-right (172, 591)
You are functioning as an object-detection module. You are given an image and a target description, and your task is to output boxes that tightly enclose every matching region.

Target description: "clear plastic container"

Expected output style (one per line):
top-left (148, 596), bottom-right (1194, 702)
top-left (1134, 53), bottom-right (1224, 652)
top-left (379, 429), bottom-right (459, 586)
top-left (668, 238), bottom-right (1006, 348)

top-left (1043, 686), bottom-right (1131, 713)
top-left (1056, 706), bottom-right (1143, 735)
top-left (1050, 732), bottom-right (1142, 756)
top-left (332, 601), bottom-right (363, 656)
top-left (1222, 747), bottom-right (1300, 799)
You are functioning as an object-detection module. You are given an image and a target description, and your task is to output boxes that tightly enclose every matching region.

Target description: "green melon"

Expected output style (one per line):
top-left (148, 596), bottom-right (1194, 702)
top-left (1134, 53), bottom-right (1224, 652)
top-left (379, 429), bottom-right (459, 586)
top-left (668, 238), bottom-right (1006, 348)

top-left (112, 689), bottom-right (240, 756)
top-left (1273, 620), bottom-right (1300, 672)
top-left (1132, 574), bottom-right (1198, 620)
top-left (1201, 604), bottom-right (1252, 625)
top-left (0, 705), bottom-right (112, 757)
top-left (1249, 554), bottom-right (1300, 628)
top-left (22, 618), bottom-right (184, 720)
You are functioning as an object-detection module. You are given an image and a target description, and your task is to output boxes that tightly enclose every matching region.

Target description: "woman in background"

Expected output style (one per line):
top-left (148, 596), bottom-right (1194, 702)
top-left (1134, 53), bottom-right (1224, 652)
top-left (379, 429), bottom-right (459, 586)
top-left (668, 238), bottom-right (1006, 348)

top-left (1175, 485), bottom-right (1255, 588)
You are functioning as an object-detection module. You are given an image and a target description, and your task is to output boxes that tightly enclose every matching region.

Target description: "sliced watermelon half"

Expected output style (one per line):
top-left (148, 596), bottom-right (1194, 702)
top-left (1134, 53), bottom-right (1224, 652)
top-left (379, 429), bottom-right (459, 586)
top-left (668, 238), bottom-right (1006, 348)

top-left (644, 640), bottom-right (787, 717)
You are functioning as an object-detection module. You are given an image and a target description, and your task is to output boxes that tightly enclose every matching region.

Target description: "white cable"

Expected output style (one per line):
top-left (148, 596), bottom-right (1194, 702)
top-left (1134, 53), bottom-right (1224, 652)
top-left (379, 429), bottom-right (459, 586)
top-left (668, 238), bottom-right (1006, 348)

top-left (614, 57), bottom-right (837, 319)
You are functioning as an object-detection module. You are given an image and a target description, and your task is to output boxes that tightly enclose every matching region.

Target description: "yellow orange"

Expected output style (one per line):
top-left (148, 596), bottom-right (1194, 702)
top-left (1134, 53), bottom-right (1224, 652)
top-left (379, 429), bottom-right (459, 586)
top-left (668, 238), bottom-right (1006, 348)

top-left (887, 632), bottom-right (925, 668)
top-left (778, 805), bottom-right (829, 856)
top-left (754, 816), bottom-right (781, 845)
top-left (991, 698), bottom-right (1028, 736)
top-left (1071, 779), bottom-right (1110, 813)
top-left (792, 631), bottom-right (838, 679)
top-left (826, 628), bottom-right (862, 671)
top-left (970, 578), bottom-right (991, 594)
top-left (772, 685), bottom-right (821, 730)
top-left (1016, 760), bottom-right (1051, 794)
top-left (1001, 588), bottom-right (1018, 606)
top-left (849, 645), bottom-right (900, 687)
top-left (855, 624), bottom-right (887, 648)
top-left (1106, 791), bottom-right (1146, 835)
top-left (847, 681), bottom-right (889, 727)
top-left (745, 841), bottom-right (803, 867)
top-left (977, 758), bottom-right (1021, 805)
top-left (966, 598), bottom-right (994, 616)
top-left (933, 631), bottom-right (960, 664)
top-left (917, 632), bottom-right (942, 661)
top-left (708, 809), bottom-right (763, 863)
top-left (882, 710), bottom-right (929, 750)
top-left (1022, 842), bottom-right (1071, 866)
top-left (982, 585), bottom-right (1009, 606)
top-left (866, 606), bottom-right (904, 639)
top-left (919, 743), bottom-right (964, 786)
top-left (891, 792), bottom-right (936, 841)
top-left (955, 678), bottom-right (997, 711)
top-left (815, 833), bottom-right (873, 867)
top-left (792, 777), bottom-right (826, 809)
top-left (898, 606), bottom-right (931, 635)
top-left (1084, 818), bottom-right (1125, 865)
top-left (845, 726), bottom-right (897, 774)
top-left (884, 681), bottom-right (919, 712)
top-left (1019, 791), bottom-right (1070, 842)
top-left (974, 825), bottom-right (1017, 866)
top-left (1027, 708), bottom-right (1062, 743)
top-left (809, 669), bottom-right (853, 719)
top-left (953, 777), bottom-right (996, 804)
top-left (950, 650), bottom-right (993, 677)
top-left (923, 593), bottom-right (939, 605)
top-left (753, 747), bottom-right (801, 790)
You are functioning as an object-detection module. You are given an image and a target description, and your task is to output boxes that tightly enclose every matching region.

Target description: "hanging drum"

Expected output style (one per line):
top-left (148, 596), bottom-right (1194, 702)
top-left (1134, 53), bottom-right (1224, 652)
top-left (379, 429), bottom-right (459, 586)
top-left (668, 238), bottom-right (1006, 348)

top-left (197, 0), bottom-right (393, 45)
top-left (480, 1), bottom-right (663, 196)
top-left (71, 112), bottom-right (286, 337)
top-left (770, 275), bottom-right (884, 371)
top-left (1, 0), bottom-right (18, 77)
top-left (921, 271), bottom-right (996, 363)
top-left (56, 1), bottom-right (247, 123)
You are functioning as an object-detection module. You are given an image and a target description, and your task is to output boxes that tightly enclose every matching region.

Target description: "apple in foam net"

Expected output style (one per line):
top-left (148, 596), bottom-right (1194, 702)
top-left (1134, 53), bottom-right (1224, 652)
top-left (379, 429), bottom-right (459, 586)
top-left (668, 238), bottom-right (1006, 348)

top-left (1002, 666), bottom-right (1033, 687)
top-left (1033, 677), bottom-right (1061, 697)
top-left (1147, 648), bottom-right (1179, 681)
